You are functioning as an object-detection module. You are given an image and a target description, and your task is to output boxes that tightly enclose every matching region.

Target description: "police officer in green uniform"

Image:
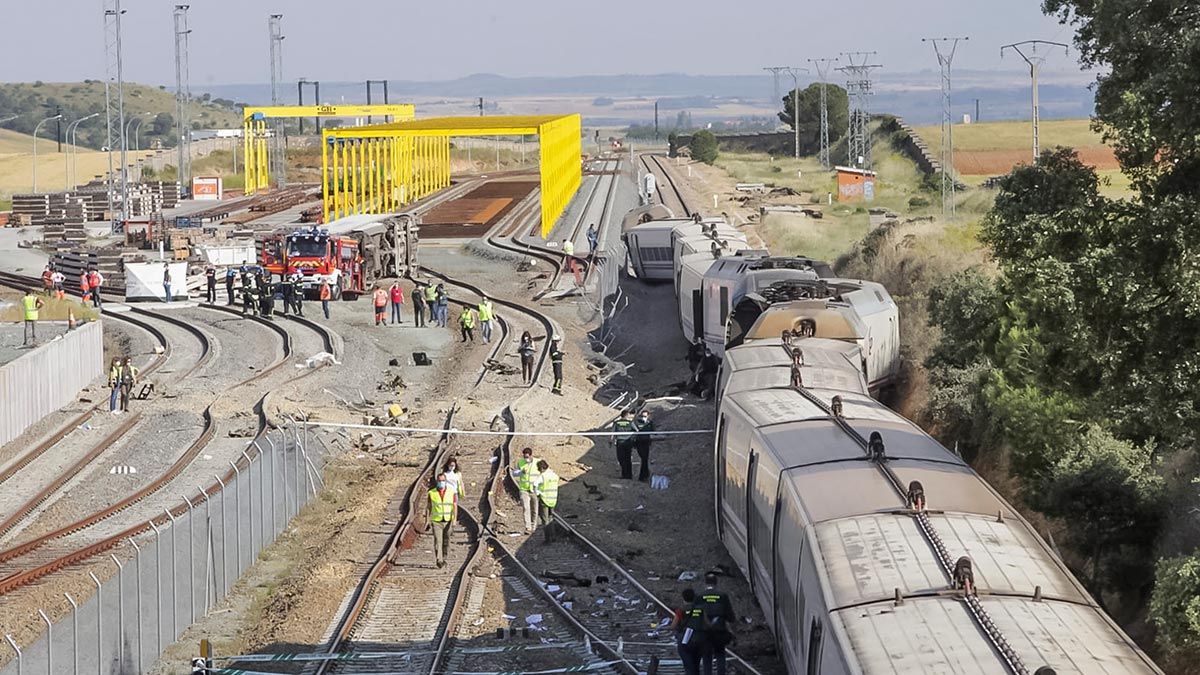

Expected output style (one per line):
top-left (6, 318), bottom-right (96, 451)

top-left (611, 409), bottom-right (637, 479)
top-left (550, 335), bottom-right (564, 395)
top-left (696, 572), bottom-right (736, 675)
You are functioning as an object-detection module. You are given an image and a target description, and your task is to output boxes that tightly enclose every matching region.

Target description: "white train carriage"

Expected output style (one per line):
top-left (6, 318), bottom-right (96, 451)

top-left (737, 291), bottom-right (899, 393)
top-left (714, 354), bottom-right (1162, 674)
top-left (698, 252), bottom-right (835, 357)
top-left (622, 215), bottom-right (730, 280)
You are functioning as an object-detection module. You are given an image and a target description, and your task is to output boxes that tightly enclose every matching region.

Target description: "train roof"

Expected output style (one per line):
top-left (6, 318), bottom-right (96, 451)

top-left (723, 338), bottom-right (869, 395)
top-left (704, 251), bottom-right (834, 279)
top-left (322, 213), bottom-right (397, 237)
top-left (831, 595), bottom-right (1158, 674)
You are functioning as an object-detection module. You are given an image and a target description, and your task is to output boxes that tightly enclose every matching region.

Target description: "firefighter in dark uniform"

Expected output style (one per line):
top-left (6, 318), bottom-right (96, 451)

top-left (611, 409), bottom-right (637, 479)
top-left (278, 275), bottom-right (293, 316)
top-left (241, 277), bottom-right (257, 316)
top-left (550, 335), bottom-right (564, 395)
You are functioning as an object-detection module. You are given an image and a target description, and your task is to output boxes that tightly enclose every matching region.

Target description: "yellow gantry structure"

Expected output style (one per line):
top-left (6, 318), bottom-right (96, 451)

top-left (242, 104), bottom-right (416, 194)
top-left (321, 114), bottom-right (582, 237)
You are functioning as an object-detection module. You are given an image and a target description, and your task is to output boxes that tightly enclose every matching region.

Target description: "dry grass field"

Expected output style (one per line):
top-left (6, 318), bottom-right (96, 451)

top-left (914, 118), bottom-right (1118, 175)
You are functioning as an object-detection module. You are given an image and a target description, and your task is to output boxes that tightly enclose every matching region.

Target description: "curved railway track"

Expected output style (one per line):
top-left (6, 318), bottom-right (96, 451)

top-left (641, 153), bottom-right (694, 217)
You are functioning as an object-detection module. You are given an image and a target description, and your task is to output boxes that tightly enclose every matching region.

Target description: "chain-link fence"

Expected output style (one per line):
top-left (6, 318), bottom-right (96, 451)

top-left (0, 421), bottom-right (329, 675)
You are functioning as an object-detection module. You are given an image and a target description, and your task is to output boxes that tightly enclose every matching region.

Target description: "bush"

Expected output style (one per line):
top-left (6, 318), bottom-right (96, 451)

top-left (908, 195), bottom-right (930, 209)
top-left (1151, 552), bottom-right (1200, 658)
top-left (689, 130), bottom-right (719, 165)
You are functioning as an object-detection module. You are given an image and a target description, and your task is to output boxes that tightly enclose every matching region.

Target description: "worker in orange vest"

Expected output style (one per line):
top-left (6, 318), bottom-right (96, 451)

top-left (319, 277), bottom-right (333, 320)
top-left (372, 285), bottom-right (388, 326)
top-left (79, 271), bottom-right (91, 305)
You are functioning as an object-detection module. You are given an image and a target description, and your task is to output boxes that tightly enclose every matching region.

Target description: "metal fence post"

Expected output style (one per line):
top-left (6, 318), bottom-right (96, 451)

top-left (37, 610), bottom-right (51, 675)
top-left (214, 475), bottom-right (227, 593)
top-left (149, 521), bottom-right (163, 655)
top-left (241, 448), bottom-right (257, 556)
top-left (88, 572), bottom-right (102, 675)
top-left (292, 423), bottom-right (302, 513)
top-left (64, 594), bottom-right (78, 675)
top-left (266, 433), bottom-right (278, 535)
top-left (164, 509), bottom-right (178, 639)
top-left (109, 555), bottom-right (124, 669)
top-left (230, 460), bottom-right (242, 571)
top-left (127, 538), bottom-right (143, 674)
top-left (5, 634), bottom-right (22, 675)
top-left (183, 495), bottom-right (196, 622)
top-left (253, 441), bottom-right (266, 551)
top-left (281, 427), bottom-right (290, 522)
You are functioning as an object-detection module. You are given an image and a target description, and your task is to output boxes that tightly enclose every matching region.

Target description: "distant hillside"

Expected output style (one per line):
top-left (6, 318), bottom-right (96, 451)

top-left (0, 82), bottom-right (244, 151)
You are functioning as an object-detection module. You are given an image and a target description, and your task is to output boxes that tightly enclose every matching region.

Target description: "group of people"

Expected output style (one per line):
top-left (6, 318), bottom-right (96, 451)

top-left (611, 408), bottom-right (656, 481)
top-left (106, 356), bottom-right (139, 413)
top-left (39, 265), bottom-right (66, 300)
top-left (510, 447), bottom-right (561, 539)
top-left (671, 572), bottom-right (737, 675)
top-left (234, 266), bottom-right (315, 319)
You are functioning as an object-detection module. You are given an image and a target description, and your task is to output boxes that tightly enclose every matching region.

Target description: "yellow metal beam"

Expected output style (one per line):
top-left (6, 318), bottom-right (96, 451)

top-left (243, 104), bottom-right (416, 121)
top-left (320, 114), bottom-right (581, 237)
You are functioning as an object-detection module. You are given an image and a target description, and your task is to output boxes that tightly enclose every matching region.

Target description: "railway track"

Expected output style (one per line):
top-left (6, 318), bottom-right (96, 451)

top-left (641, 153), bottom-right (693, 217)
top-left (0, 273), bottom-right (339, 600)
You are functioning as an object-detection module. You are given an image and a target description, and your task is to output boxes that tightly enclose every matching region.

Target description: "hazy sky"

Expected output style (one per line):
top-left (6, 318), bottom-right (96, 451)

top-left (2, 0), bottom-right (1080, 86)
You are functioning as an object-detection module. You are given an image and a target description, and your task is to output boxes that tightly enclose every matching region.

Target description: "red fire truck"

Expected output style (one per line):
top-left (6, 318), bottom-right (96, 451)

top-left (261, 226), bottom-right (366, 300)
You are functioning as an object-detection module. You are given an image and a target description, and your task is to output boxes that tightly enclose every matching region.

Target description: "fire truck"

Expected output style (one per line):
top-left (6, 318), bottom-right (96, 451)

top-left (279, 226), bottom-right (366, 299)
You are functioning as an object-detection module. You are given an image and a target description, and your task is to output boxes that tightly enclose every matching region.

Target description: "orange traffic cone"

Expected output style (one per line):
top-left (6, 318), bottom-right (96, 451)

top-left (67, 308), bottom-right (76, 330)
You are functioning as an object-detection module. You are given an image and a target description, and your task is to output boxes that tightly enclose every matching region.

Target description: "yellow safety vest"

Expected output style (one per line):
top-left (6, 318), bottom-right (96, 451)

top-left (477, 301), bottom-right (493, 322)
top-left (429, 489), bottom-right (455, 522)
top-left (539, 469), bottom-right (559, 508)
top-left (459, 311), bottom-right (475, 328)
top-left (515, 457), bottom-right (539, 492)
top-left (22, 295), bottom-right (38, 321)
top-left (424, 285), bottom-right (438, 302)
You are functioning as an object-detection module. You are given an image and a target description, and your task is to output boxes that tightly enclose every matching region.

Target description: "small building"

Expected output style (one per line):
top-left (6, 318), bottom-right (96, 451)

top-left (835, 166), bottom-right (877, 202)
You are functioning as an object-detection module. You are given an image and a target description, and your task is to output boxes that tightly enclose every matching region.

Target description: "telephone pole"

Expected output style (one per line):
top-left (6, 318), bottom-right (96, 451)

top-left (1001, 39), bottom-right (1068, 164)
top-left (837, 52), bottom-right (882, 169)
top-left (807, 57), bottom-right (838, 169)
top-left (174, 5), bottom-right (192, 189)
top-left (923, 36), bottom-right (967, 219)
top-left (268, 14), bottom-right (285, 188)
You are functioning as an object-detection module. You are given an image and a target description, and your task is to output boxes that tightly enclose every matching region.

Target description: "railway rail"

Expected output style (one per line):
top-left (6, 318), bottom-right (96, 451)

top-left (641, 154), bottom-right (693, 218)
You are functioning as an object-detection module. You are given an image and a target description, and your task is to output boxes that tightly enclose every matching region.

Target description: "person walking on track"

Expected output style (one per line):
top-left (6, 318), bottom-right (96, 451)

top-left (612, 409), bottom-right (637, 480)
top-left (389, 280), bottom-right (406, 324)
top-left (422, 282), bottom-right (438, 325)
top-left (117, 356), bottom-right (139, 413)
top-left (696, 572), bottom-right (736, 675)
top-left (634, 408), bottom-right (655, 482)
top-left (412, 283), bottom-right (427, 327)
top-left (435, 284), bottom-right (449, 327)
top-left (586, 223), bottom-right (599, 255)
top-left (21, 288), bottom-right (44, 347)
top-left (87, 268), bottom-right (104, 308)
top-left (205, 264), bottom-right (217, 303)
top-left (443, 457), bottom-right (465, 511)
top-left (535, 459), bottom-right (559, 542)
top-left (50, 269), bottom-right (65, 299)
top-left (225, 267), bottom-right (237, 305)
top-left (319, 277), bottom-right (333, 320)
top-left (518, 331), bottom-right (536, 385)
top-left (107, 357), bottom-right (123, 411)
top-left (163, 262), bottom-right (173, 303)
top-left (550, 335), bottom-right (565, 395)
top-left (458, 306), bottom-right (476, 342)
top-left (41, 266), bottom-right (53, 295)
top-left (372, 285), bottom-right (388, 326)
top-left (477, 295), bottom-right (495, 343)
top-left (673, 588), bottom-right (704, 675)
top-left (289, 272), bottom-right (305, 316)
top-left (429, 472), bottom-right (455, 568)
top-left (511, 447), bottom-right (540, 534)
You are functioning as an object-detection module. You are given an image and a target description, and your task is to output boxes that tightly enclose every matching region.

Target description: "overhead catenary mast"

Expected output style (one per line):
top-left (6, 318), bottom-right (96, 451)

top-left (922, 36), bottom-right (968, 219)
top-left (174, 5), bottom-right (192, 190)
top-left (103, 0), bottom-right (127, 232)
top-left (837, 52), bottom-right (881, 169)
top-left (268, 14), bottom-right (286, 188)
top-left (807, 57), bottom-right (839, 170)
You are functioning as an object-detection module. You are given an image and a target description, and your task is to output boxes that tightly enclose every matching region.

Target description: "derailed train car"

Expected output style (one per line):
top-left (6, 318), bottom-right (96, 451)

top-left (713, 331), bottom-right (1161, 674)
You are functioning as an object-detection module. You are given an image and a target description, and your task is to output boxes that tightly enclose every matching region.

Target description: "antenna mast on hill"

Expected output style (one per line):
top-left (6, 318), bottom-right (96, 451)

top-left (837, 52), bottom-right (881, 170)
top-left (174, 5), bottom-right (193, 189)
top-left (1001, 39), bottom-right (1068, 165)
top-left (807, 57), bottom-right (839, 170)
top-left (922, 36), bottom-right (967, 220)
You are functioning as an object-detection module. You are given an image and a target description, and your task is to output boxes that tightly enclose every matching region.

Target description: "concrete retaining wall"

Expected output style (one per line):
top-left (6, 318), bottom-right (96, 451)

top-left (0, 319), bottom-right (103, 447)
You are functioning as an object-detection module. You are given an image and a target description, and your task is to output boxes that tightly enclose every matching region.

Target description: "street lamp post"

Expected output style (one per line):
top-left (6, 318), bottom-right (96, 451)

top-left (125, 113), bottom-right (149, 152)
top-left (32, 113), bottom-right (63, 193)
top-left (66, 113), bottom-right (101, 189)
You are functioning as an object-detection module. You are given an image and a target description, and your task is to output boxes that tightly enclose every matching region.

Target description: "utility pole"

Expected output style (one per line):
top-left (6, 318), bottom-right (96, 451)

top-left (366, 80), bottom-right (389, 122)
top-left (653, 100), bottom-right (659, 142)
top-left (477, 97), bottom-right (484, 116)
top-left (807, 57), bottom-right (838, 169)
top-left (1001, 40), bottom-right (1068, 164)
top-left (767, 66), bottom-right (807, 158)
top-left (103, 0), bottom-right (127, 231)
top-left (762, 67), bottom-right (788, 128)
top-left (923, 36), bottom-right (968, 220)
top-left (837, 51), bottom-right (882, 169)
top-left (268, 14), bottom-right (285, 188)
top-left (975, 98), bottom-right (980, 123)
top-left (174, 5), bottom-right (192, 190)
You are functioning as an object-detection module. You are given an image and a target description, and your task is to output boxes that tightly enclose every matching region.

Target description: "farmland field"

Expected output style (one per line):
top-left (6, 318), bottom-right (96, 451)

top-left (914, 118), bottom-right (1118, 176)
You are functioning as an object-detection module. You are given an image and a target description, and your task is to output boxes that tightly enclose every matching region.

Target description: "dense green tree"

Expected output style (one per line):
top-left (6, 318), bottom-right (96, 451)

top-left (777, 83), bottom-right (848, 156)
top-left (1151, 552), bottom-right (1200, 657)
top-left (926, 268), bottom-right (1002, 369)
top-left (151, 112), bottom-right (174, 136)
top-left (1043, 0), bottom-right (1200, 194)
top-left (689, 130), bottom-right (719, 165)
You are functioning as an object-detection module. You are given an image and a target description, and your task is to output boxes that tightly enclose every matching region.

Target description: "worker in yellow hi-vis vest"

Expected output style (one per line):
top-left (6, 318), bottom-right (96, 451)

top-left (21, 288), bottom-right (45, 347)
top-left (510, 447), bottom-right (540, 534)
top-left (429, 472), bottom-right (455, 568)
top-left (535, 459), bottom-right (559, 542)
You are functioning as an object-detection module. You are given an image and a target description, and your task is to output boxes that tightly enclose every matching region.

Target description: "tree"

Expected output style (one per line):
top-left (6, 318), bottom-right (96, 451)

top-left (1151, 552), bottom-right (1200, 658)
top-left (151, 112), bottom-right (174, 136)
top-left (1043, 0), bottom-right (1200, 194)
top-left (777, 83), bottom-right (848, 155)
top-left (689, 130), bottom-right (718, 165)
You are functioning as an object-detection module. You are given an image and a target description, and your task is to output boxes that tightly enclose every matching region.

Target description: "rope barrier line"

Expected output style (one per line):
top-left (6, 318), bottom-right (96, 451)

top-left (214, 660), bottom-right (624, 675)
top-left (302, 421), bottom-right (714, 437)
top-left (214, 643), bottom-right (581, 662)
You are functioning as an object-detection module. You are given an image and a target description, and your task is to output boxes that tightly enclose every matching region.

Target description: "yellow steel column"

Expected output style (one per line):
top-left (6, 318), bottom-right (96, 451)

top-left (322, 135), bottom-right (330, 223)
top-left (368, 139), bottom-right (376, 213)
top-left (349, 140), bottom-right (358, 215)
top-left (243, 119), bottom-right (253, 193)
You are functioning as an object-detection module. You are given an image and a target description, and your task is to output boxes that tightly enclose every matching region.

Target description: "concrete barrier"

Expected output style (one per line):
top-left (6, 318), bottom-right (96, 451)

top-left (0, 320), bottom-right (103, 447)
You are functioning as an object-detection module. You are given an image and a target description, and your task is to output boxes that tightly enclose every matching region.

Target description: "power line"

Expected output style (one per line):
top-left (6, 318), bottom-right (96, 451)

top-left (922, 36), bottom-right (967, 220)
top-left (837, 52), bottom-right (882, 170)
top-left (1000, 40), bottom-right (1068, 165)
top-left (807, 57), bottom-right (838, 170)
